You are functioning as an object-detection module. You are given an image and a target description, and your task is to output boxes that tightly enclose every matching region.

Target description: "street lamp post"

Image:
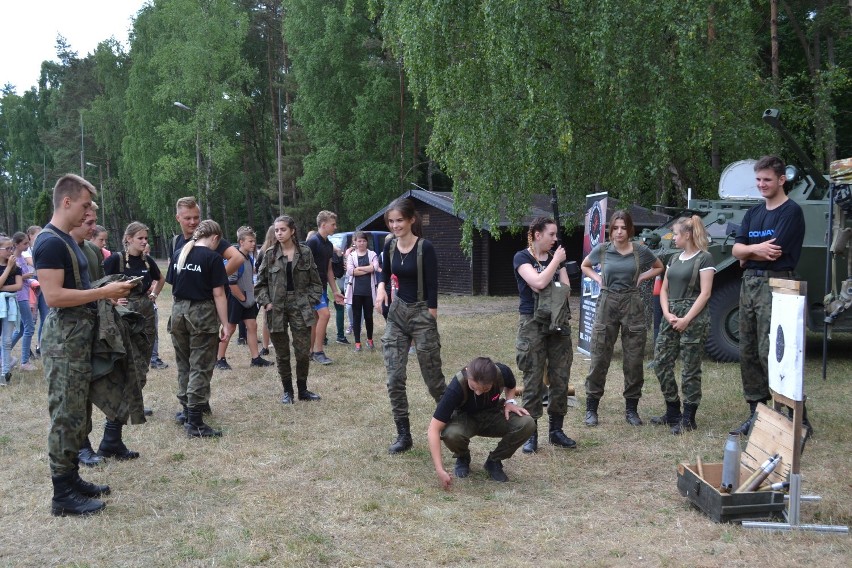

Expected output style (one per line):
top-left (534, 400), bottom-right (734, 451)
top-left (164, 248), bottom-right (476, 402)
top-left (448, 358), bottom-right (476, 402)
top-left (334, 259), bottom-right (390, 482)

top-left (174, 101), bottom-right (205, 212)
top-left (85, 161), bottom-right (105, 224)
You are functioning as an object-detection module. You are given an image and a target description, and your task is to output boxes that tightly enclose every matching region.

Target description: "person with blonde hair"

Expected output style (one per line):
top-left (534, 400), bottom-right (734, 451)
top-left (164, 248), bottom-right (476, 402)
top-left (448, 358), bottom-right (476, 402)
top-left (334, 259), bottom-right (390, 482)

top-left (215, 226), bottom-right (273, 369)
top-left (167, 219), bottom-right (230, 437)
top-left (650, 216), bottom-right (715, 434)
top-left (306, 211), bottom-right (344, 365)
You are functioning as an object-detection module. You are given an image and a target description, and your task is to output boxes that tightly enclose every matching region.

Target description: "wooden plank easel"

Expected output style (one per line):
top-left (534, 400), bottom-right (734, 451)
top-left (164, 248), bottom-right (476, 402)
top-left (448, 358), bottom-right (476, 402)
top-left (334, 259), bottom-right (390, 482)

top-left (743, 279), bottom-right (848, 533)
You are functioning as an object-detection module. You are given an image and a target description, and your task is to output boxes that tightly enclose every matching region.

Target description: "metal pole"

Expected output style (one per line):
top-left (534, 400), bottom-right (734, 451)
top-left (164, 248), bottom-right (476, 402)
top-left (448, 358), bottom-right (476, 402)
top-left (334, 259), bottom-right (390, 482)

top-left (823, 182), bottom-right (835, 380)
top-left (277, 88), bottom-right (284, 214)
top-left (80, 112), bottom-right (85, 176)
top-left (98, 164), bottom-right (105, 225)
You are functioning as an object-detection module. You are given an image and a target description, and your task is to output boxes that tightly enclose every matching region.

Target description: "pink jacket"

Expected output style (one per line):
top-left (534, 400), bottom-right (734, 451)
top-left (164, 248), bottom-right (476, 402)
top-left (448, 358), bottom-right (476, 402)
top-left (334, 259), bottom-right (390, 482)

top-left (344, 249), bottom-right (380, 304)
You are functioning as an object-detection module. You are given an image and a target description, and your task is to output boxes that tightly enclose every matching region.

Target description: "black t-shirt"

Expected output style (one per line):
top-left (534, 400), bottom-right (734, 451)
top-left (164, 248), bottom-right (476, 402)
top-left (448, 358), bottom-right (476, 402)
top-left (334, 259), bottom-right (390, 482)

top-left (513, 249), bottom-right (558, 315)
top-left (353, 253), bottom-right (372, 297)
top-left (380, 238), bottom-right (439, 309)
top-left (306, 233), bottom-right (332, 287)
top-left (33, 223), bottom-right (92, 290)
top-left (0, 262), bottom-right (21, 288)
top-left (167, 245), bottom-right (228, 301)
top-left (433, 368), bottom-right (516, 423)
top-left (103, 252), bottom-right (162, 294)
top-left (735, 199), bottom-right (805, 271)
top-left (167, 234), bottom-right (233, 284)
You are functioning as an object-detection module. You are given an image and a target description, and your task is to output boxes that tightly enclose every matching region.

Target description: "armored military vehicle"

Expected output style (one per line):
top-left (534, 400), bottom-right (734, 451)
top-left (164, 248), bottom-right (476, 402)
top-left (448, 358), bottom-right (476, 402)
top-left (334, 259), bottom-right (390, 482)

top-left (639, 109), bottom-right (852, 362)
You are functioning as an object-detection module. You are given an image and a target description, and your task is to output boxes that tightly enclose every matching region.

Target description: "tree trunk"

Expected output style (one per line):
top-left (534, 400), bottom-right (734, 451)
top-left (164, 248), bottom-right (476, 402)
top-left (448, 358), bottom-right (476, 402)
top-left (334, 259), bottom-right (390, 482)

top-left (770, 0), bottom-right (779, 87)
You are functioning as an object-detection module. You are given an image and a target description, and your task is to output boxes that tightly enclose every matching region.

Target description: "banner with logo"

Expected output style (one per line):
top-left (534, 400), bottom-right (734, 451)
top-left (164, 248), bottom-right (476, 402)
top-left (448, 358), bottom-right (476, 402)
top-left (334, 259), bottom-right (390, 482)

top-left (578, 192), bottom-right (607, 355)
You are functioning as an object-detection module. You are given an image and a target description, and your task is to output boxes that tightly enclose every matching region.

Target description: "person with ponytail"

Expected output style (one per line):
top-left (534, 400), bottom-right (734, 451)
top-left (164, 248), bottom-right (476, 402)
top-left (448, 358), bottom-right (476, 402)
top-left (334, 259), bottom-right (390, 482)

top-left (375, 197), bottom-right (446, 454)
top-left (99, 222), bottom-right (164, 454)
top-left (166, 220), bottom-right (230, 437)
top-left (650, 216), bottom-right (716, 434)
top-left (255, 215), bottom-right (323, 404)
top-left (513, 216), bottom-right (577, 454)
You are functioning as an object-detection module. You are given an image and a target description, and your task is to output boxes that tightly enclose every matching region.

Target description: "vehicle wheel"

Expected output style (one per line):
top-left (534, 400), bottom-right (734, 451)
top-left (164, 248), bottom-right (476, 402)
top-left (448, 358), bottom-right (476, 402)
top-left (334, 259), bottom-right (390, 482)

top-left (706, 278), bottom-right (741, 362)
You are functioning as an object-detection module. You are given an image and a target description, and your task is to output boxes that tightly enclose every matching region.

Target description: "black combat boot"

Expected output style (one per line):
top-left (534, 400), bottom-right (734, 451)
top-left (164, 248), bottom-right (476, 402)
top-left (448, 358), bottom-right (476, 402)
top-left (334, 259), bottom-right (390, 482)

top-left (454, 454), bottom-right (471, 478)
top-left (548, 414), bottom-right (577, 448)
top-left (671, 403), bottom-right (698, 435)
top-left (625, 398), bottom-right (643, 426)
top-left (733, 400), bottom-right (762, 436)
top-left (585, 397), bottom-right (600, 426)
top-left (175, 403), bottom-right (188, 425)
top-left (184, 406), bottom-right (222, 438)
top-left (51, 472), bottom-right (106, 517)
top-left (78, 438), bottom-right (104, 467)
top-left (71, 470), bottom-right (111, 497)
top-left (521, 420), bottom-right (538, 454)
top-left (651, 401), bottom-right (682, 426)
top-left (483, 457), bottom-right (508, 482)
top-left (297, 380), bottom-right (321, 401)
top-left (281, 376), bottom-right (295, 404)
top-left (97, 420), bottom-right (140, 460)
top-left (388, 417), bottom-right (413, 454)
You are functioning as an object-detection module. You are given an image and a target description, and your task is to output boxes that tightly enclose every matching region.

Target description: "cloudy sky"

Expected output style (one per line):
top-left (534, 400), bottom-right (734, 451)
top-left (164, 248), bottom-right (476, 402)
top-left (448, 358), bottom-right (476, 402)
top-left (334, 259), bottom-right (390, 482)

top-left (0, 0), bottom-right (147, 94)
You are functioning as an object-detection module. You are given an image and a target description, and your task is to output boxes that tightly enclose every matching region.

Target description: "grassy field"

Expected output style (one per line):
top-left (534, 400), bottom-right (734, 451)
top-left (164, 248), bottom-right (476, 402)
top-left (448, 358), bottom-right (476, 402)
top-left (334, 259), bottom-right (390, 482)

top-left (1, 292), bottom-right (850, 567)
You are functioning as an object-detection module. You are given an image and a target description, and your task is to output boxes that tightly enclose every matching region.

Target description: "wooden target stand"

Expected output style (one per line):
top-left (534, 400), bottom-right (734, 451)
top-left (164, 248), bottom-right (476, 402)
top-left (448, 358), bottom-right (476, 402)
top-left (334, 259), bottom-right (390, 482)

top-left (742, 279), bottom-right (848, 533)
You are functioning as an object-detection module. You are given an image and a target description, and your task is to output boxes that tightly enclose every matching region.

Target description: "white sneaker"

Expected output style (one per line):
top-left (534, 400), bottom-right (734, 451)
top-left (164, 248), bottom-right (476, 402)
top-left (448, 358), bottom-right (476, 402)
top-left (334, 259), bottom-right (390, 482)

top-left (20, 362), bottom-right (37, 372)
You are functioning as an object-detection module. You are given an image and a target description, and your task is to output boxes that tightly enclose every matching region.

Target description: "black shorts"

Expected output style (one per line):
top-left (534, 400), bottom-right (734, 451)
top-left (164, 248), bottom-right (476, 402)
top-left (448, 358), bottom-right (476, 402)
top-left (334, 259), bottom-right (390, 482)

top-left (227, 295), bottom-right (259, 324)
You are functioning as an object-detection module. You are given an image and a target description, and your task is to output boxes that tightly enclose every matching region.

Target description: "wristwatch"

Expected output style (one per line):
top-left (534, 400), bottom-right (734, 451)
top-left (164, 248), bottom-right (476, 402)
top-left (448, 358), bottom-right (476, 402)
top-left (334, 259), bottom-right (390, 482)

top-left (504, 398), bottom-right (517, 406)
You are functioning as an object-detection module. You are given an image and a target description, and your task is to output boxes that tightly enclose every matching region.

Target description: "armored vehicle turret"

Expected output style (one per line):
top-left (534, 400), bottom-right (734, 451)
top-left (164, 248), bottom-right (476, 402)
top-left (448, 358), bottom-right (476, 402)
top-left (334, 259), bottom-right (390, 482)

top-left (639, 109), bottom-right (852, 362)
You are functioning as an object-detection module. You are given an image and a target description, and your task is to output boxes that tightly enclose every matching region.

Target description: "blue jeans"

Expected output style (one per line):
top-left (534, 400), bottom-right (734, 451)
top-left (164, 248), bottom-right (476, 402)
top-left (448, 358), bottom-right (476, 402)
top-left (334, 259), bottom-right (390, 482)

top-left (1, 316), bottom-right (16, 374)
top-left (10, 299), bottom-right (34, 364)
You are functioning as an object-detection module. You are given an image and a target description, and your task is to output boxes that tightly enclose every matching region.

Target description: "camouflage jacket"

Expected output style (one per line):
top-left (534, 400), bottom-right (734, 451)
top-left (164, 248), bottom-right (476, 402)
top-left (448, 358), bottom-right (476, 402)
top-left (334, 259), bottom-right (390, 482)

top-left (255, 243), bottom-right (322, 332)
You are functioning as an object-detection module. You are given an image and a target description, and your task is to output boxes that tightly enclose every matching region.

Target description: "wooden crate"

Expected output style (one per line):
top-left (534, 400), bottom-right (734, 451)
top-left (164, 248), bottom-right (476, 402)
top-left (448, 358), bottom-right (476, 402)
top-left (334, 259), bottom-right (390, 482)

top-left (676, 405), bottom-right (805, 523)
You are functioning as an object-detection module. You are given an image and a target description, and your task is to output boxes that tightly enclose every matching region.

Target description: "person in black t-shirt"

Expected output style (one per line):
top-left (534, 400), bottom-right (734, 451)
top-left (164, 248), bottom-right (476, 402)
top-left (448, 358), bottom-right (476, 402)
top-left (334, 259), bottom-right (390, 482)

top-left (732, 155), bottom-right (811, 437)
top-left (513, 217), bottom-right (578, 452)
top-left (103, 222), bottom-right (165, 430)
top-left (306, 210), bottom-right (344, 366)
top-left (375, 198), bottom-right (446, 454)
top-left (34, 173), bottom-right (133, 516)
top-left (167, 220), bottom-right (230, 438)
top-left (428, 358), bottom-right (533, 487)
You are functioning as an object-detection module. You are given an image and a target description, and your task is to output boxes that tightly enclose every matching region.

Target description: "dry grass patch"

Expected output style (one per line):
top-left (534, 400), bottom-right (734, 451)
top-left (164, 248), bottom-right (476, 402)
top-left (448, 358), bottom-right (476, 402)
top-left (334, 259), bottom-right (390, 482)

top-left (0, 292), bottom-right (850, 567)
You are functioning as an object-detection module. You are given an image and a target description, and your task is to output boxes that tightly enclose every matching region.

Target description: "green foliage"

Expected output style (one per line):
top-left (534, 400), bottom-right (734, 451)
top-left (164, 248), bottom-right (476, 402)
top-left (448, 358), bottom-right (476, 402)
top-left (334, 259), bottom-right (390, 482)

top-left (379, 0), bottom-right (780, 249)
top-left (284, 0), bottom-right (428, 229)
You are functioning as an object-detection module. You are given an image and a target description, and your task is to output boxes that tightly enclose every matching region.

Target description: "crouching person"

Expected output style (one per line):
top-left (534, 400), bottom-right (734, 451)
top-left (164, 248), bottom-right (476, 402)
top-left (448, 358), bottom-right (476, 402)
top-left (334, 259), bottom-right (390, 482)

top-left (428, 357), bottom-right (534, 488)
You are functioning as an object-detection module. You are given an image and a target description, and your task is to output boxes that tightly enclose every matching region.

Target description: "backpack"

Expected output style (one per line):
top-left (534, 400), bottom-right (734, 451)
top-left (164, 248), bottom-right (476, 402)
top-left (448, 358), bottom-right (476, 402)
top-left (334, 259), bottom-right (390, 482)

top-left (331, 250), bottom-right (345, 279)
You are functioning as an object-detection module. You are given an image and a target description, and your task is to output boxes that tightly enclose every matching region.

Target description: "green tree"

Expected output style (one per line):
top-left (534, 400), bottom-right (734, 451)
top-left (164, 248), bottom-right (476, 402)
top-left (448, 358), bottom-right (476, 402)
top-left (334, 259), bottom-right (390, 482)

top-left (379, 1), bottom-right (780, 246)
top-left (284, 0), bottom-right (429, 229)
top-left (124, 0), bottom-right (256, 237)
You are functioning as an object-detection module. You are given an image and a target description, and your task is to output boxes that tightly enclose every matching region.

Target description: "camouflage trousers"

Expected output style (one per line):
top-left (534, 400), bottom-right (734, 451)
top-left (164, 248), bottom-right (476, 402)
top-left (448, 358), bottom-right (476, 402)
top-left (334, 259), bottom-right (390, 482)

top-left (653, 298), bottom-right (708, 405)
top-left (585, 288), bottom-right (646, 401)
top-left (382, 298), bottom-right (446, 420)
top-left (268, 292), bottom-right (312, 394)
top-left (739, 275), bottom-right (772, 402)
top-left (126, 294), bottom-right (156, 390)
top-left (43, 306), bottom-right (97, 475)
top-left (516, 314), bottom-right (573, 419)
top-left (441, 408), bottom-right (536, 462)
top-left (169, 299), bottom-right (220, 407)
